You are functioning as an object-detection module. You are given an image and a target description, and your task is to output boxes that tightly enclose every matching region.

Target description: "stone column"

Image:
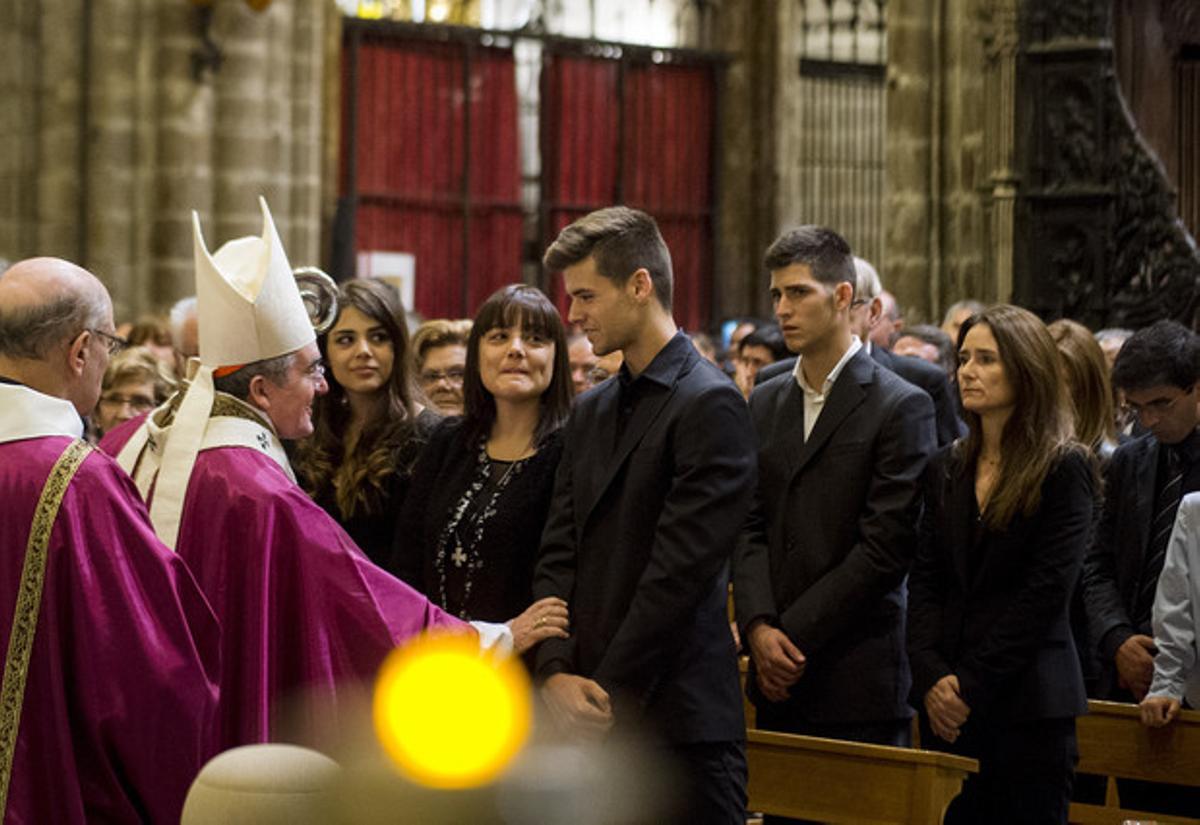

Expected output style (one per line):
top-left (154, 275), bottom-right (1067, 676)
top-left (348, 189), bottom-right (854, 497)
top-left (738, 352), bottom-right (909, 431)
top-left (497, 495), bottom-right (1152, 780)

top-left (981, 0), bottom-right (1020, 304)
top-left (1, 0), bottom-right (327, 318)
top-left (154, 1), bottom-right (218, 308)
top-left (713, 0), bottom-right (782, 320)
top-left (38, 0), bottom-right (87, 261)
top-left (0, 1), bottom-right (44, 264)
top-left (886, 0), bottom-right (990, 323)
top-left (291, 0), bottom-right (326, 266)
top-left (86, 0), bottom-right (160, 320)
top-left (884, 0), bottom-right (939, 322)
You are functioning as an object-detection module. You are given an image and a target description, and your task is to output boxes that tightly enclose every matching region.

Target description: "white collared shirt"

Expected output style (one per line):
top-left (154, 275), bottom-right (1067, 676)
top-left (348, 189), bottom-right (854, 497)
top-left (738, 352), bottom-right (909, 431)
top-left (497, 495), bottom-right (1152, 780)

top-left (793, 336), bottom-right (862, 441)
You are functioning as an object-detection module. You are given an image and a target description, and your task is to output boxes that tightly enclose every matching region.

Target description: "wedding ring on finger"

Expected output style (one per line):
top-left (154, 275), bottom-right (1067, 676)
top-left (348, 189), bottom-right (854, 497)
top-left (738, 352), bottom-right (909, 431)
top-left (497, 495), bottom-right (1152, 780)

top-left (536, 616), bottom-right (546, 628)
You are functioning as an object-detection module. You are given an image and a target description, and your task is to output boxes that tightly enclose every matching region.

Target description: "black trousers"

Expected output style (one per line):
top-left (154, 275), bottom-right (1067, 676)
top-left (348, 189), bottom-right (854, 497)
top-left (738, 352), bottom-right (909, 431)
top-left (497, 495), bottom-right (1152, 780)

top-left (754, 708), bottom-right (912, 825)
top-left (925, 714), bottom-right (1078, 825)
top-left (664, 740), bottom-right (747, 825)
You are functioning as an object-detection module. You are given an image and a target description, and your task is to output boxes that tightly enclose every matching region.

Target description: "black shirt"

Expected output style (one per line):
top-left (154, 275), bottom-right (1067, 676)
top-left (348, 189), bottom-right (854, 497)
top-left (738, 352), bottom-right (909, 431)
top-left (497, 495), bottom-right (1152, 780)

top-left (615, 332), bottom-right (693, 446)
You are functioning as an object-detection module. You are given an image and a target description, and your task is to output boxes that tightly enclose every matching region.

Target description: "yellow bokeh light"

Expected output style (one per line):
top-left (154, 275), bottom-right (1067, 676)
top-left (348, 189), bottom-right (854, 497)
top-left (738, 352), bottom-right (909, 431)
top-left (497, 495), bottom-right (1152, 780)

top-left (373, 634), bottom-right (532, 789)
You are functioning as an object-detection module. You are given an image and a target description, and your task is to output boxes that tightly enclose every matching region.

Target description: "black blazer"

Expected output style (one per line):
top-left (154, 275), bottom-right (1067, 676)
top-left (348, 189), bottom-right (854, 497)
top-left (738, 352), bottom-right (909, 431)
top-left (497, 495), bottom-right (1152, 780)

top-left (734, 347), bottom-right (936, 724)
top-left (908, 446), bottom-right (1093, 721)
top-left (533, 333), bottom-right (756, 744)
top-left (871, 346), bottom-right (964, 448)
top-left (391, 417), bottom-right (563, 623)
top-left (757, 348), bottom-right (963, 448)
top-left (1081, 432), bottom-right (1159, 697)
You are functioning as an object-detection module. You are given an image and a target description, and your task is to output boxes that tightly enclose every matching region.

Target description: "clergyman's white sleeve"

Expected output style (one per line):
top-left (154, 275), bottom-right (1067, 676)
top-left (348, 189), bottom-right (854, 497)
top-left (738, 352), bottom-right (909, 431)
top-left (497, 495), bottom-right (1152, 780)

top-left (470, 621), bottom-right (515, 656)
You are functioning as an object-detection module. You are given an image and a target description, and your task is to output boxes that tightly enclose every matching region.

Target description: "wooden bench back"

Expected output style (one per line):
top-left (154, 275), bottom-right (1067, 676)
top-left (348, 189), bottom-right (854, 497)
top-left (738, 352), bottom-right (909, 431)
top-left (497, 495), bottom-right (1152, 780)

top-left (1070, 700), bottom-right (1200, 825)
top-left (747, 729), bottom-right (977, 824)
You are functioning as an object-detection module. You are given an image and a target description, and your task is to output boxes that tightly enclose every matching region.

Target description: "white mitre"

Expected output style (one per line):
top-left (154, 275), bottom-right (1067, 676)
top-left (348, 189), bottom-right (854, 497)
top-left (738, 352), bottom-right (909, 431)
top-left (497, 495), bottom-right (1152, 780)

top-left (148, 197), bottom-right (314, 550)
top-left (197, 198), bottom-right (314, 369)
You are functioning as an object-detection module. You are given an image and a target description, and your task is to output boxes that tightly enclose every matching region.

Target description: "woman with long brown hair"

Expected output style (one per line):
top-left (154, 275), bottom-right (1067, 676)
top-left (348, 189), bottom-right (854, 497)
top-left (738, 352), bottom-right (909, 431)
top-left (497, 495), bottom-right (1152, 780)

top-left (908, 304), bottom-right (1095, 824)
top-left (1049, 318), bottom-right (1119, 462)
top-left (1049, 318), bottom-right (1118, 695)
top-left (294, 278), bottom-right (434, 567)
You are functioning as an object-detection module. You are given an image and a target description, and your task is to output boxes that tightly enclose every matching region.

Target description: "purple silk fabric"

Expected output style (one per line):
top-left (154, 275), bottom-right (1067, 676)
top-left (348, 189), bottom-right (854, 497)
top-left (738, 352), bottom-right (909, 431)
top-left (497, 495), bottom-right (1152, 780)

top-left (102, 423), bottom-right (468, 750)
top-left (0, 436), bottom-right (221, 824)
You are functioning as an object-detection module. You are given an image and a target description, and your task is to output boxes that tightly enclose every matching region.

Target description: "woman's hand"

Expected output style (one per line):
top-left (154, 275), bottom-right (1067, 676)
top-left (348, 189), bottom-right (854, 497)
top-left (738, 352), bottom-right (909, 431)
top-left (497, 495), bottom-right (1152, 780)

top-left (508, 596), bottom-right (570, 654)
top-left (925, 674), bottom-right (970, 743)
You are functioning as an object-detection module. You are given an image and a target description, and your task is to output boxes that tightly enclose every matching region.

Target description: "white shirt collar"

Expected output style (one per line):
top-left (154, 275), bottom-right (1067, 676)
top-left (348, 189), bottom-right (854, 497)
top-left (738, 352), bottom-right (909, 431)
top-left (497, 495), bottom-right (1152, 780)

top-left (0, 383), bottom-right (84, 444)
top-left (793, 336), bottom-right (862, 399)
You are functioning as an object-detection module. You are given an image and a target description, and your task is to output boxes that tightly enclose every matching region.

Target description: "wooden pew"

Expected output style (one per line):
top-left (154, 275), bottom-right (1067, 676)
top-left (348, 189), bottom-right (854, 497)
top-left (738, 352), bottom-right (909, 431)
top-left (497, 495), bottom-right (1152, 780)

top-left (1071, 700), bottom-right (1200, 825)
top-left (747, 729), bottom-right (977, 824)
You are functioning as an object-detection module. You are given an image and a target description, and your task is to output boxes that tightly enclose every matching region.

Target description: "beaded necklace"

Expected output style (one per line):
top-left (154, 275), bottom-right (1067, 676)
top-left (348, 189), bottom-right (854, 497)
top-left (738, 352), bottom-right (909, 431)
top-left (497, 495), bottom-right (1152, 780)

top-left (434, 436), bottom-right (533, 617)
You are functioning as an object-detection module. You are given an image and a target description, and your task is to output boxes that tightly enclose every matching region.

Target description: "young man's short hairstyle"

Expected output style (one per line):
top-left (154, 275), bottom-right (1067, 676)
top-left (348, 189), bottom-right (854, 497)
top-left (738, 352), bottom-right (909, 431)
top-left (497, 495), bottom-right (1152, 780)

top-left (542, 206), bottom-right (673, 311)
top-left (763, 226), bottom-right (856, 297)
top-left (1111, 319), bottom-right (1200, 393)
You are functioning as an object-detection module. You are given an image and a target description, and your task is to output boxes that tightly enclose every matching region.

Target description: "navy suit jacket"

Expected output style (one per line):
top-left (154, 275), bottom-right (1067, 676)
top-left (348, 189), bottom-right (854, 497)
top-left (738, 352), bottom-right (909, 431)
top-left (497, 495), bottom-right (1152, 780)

top-left (757, 348), bottom-right (963, 448)
top-left (533, 333), bottom-right (756, 744)
top-left (735, 348), bottom-right (936, 724)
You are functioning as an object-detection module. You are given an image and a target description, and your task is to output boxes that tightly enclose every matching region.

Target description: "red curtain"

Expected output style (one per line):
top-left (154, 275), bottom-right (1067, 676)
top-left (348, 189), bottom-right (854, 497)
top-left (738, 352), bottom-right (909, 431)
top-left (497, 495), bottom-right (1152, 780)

top-left (541, 53), bottom-right (716, 332)
top-left (343, 36), bottom-right (522, 319)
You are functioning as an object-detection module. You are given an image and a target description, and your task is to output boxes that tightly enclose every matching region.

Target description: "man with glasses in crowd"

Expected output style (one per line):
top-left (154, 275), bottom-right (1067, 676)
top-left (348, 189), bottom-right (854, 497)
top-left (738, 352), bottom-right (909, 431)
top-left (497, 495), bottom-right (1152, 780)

top-left (0, 257), bottom-right (220, 823)
top-left (1083, 319), bottom-right (1200, 814)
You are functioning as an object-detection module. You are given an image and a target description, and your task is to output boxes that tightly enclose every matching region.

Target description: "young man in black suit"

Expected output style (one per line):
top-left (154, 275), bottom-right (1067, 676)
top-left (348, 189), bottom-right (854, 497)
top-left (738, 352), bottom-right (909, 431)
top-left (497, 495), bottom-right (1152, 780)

top-left (756, 256), bottom-right (962, 448)
top-left (734, 227), bottom-right (936, 755)
top-left (534, 207), bottom-right (757, 824)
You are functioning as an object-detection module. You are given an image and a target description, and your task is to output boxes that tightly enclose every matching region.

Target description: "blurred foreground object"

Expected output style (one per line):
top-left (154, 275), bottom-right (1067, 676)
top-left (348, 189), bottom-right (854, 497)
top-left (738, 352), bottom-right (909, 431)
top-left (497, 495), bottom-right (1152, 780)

top-left (374, 634), bottom-right (532, 789)
top-left (181, 744), bottom-right (340, 825)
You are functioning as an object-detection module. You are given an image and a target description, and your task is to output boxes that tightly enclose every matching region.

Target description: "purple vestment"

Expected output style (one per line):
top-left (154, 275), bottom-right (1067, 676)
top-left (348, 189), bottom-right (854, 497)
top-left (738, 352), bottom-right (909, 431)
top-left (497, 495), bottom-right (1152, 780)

top-left (0, 435), bottom-right (221, 824)
top-left (102, 420), bottom-right (468, 750)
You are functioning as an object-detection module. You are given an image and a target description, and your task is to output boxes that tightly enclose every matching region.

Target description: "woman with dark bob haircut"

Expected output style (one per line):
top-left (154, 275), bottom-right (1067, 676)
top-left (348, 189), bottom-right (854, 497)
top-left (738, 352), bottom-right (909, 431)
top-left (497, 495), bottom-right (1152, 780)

top-left (392, 284), bottom-right (573, 654)
top-left (908, 304), bottom-right (1096, 824)
top-left (294, 278), bottom-right (436, 567)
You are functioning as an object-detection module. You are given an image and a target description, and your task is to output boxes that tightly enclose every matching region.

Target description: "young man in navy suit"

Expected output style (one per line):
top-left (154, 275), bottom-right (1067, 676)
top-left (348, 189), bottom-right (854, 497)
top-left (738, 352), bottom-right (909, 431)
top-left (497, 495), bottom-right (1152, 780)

top-left (534, 207), bottom-right (757, 825)
top-left (734, 227), bottom-right (935, 766)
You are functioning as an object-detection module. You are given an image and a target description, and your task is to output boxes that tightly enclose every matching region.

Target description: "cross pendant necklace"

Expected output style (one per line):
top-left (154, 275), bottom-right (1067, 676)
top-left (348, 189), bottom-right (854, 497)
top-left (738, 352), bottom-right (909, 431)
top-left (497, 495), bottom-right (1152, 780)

top-left (451, 545), bottom-right (467, 567)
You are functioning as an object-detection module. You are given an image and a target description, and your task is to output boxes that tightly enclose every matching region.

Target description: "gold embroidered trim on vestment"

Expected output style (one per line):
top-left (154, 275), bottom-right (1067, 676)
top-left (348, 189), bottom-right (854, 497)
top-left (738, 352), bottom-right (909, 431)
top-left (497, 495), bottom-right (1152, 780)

top-left (153, 387), bottom-right (267, 430)
top-left (0, 439), bottom-right (92, 816)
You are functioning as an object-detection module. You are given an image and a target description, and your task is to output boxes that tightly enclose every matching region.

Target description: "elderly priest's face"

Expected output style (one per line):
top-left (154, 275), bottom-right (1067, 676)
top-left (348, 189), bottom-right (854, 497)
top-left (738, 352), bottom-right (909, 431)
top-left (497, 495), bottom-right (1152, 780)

top-left (256, 341), bottom-right (328, 440)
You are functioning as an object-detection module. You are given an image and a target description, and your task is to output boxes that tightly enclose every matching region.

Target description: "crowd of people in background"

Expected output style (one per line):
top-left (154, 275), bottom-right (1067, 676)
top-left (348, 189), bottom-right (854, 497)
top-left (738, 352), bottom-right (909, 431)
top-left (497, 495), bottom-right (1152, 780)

top-left (6, 199), bottom-right (1200, 825)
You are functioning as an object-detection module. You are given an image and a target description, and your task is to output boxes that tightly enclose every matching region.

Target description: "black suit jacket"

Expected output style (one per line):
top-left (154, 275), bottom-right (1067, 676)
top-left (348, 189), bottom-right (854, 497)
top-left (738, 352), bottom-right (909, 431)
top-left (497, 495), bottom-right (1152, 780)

top-left (757, 348), bottom-right (963, 448)
top-left (734, 347), bottom-right (936, 724)
top-left (1081, 432), bottom-right (1159, 697)
top-left (533, 333), bottom-right (756, 744)
top-left (909, 446), bottom-right (1092, 721)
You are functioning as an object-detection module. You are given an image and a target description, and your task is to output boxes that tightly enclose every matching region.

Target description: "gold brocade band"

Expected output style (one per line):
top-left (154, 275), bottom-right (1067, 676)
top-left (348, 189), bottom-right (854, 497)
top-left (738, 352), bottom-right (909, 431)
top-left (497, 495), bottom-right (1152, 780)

top-left (0, 440), bottom-right (92, 817)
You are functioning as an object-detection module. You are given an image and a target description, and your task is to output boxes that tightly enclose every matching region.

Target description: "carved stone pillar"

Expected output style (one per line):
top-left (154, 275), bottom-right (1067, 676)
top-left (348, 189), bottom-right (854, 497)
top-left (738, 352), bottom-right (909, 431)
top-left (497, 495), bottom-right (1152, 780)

top-left (982, 0), bottom-right (1020, 303)
top-left (0, 0), bottom-right (46, 264)
top-left (713, 0), bottom-right (783, 319)
top-left (1014, 0), bottom-right (1200, 327)
top-left (0, 0), bottom-right (327, 320)
top-left (885, 0), bottom-right (989, 323)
